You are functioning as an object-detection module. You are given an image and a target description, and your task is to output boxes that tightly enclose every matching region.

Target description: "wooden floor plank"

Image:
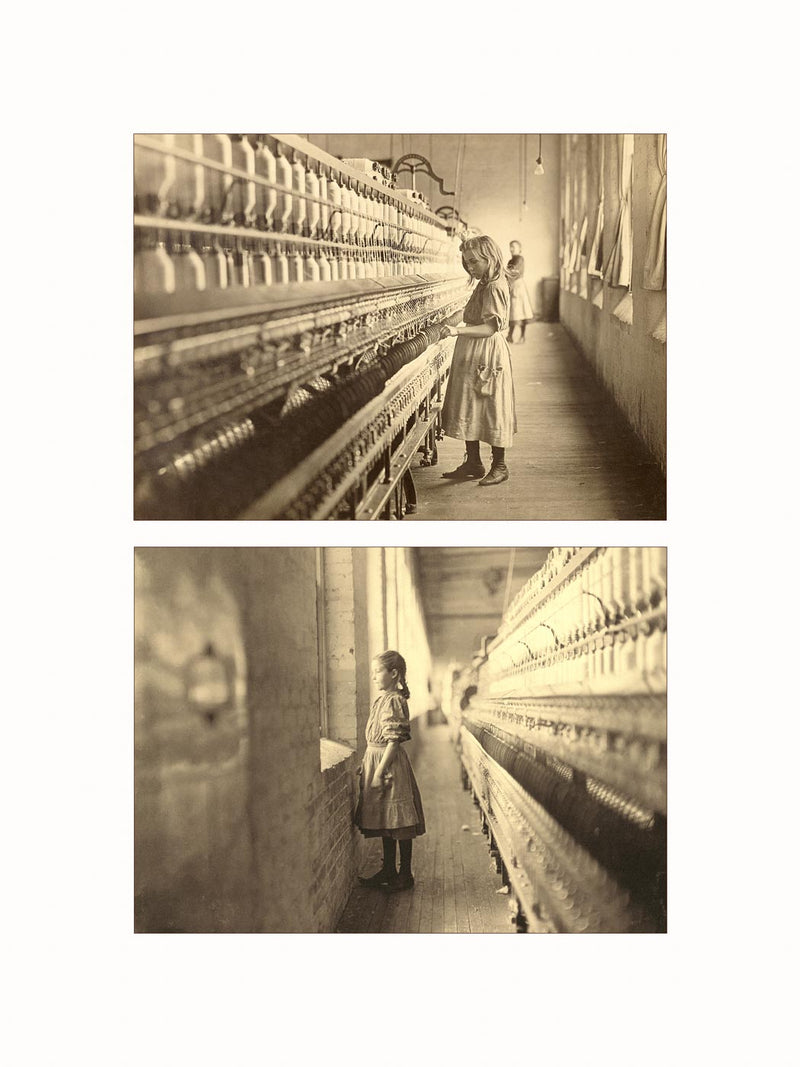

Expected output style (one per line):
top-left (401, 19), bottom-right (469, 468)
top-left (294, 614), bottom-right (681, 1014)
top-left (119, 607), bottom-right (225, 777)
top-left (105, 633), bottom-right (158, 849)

top-left (453, 819), bottom-right (472, 934)
top-left (365, 885), bottom-right (391, 933)
top-left (378, 883), bottom-right (403, 933)
top-left (404, 851), bottom-right (424, 934)
top-left (337, 722), bottom-right (513, 934)
top-left (408, 323), bottom-right (666, 522)
top-left (387, 878), bottom-right (415, 933)
top-left (442, 811), bottom-right (457, 933)
top-left (418, 837), bottom-right (437, 934)
top-left (461, 813), bottom-right (490, 934)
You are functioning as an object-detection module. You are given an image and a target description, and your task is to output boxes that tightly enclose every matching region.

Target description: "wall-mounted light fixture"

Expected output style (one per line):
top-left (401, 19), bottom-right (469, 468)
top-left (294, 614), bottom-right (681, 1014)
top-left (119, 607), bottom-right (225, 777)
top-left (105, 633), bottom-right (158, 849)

top-left (534, 134), bottom-right (545, 176)
top-left (184, 642), bottom-right (235, 726)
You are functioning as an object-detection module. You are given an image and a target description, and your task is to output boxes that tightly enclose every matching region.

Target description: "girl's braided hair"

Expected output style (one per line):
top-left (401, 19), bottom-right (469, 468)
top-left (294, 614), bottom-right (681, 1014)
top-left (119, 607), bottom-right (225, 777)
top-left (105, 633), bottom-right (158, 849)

top-left (375, 649), bottom-right (410, 699)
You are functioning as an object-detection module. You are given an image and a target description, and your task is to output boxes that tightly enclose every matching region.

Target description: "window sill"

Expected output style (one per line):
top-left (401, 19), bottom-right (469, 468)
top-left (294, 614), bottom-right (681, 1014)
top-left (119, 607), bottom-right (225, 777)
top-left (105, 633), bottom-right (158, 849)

top-left (320, 737), bottom-right (356, 773)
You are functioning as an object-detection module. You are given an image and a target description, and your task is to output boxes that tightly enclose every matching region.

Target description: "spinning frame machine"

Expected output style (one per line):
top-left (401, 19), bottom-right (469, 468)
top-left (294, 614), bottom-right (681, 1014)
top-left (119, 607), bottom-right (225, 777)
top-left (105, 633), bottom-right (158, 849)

top-left (448, 548), bottom-right (667, 933)
top-left (134, 134), bottom-right (467, 520)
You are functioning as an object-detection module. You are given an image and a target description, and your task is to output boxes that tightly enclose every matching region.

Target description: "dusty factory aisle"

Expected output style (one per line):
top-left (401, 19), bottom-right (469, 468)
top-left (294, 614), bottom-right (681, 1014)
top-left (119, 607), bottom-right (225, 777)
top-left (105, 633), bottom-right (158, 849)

top-left (407, 322), bottom-right (666, 521)
top-left (337, 722), bottom-right (513, 934)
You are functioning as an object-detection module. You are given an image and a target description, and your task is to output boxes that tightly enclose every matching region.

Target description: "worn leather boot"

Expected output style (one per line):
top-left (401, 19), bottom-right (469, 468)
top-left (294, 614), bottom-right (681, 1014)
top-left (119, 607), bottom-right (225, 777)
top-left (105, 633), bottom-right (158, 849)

top-left (442, 459), bottom-right (486, 480)
top-left (385, 871), bottom-right (415, 891)
top-left (478, 463), bottom-right (509, 486)
top-left (359, 867), bottom-right (396, 887)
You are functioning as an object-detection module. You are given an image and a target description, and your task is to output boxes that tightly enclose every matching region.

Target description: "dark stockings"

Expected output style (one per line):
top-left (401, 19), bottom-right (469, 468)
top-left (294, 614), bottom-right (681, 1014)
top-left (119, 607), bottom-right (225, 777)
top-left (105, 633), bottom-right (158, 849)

top-left (399, 839), bottom-right (413, 875)
top-left (465, 440), bottom-right (481, 463)
top-left (491, 446), bottom-right (506, 468)
top-left (382, 836), bottom-right (397, 873)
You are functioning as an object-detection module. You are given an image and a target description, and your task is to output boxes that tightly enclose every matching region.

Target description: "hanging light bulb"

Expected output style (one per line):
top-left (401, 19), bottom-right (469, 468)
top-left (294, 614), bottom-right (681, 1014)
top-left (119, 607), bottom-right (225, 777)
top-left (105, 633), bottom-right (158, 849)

top-left (522, 134), bottom-right (528, 210)
top-left (534, 133), bottom-right (545, 176)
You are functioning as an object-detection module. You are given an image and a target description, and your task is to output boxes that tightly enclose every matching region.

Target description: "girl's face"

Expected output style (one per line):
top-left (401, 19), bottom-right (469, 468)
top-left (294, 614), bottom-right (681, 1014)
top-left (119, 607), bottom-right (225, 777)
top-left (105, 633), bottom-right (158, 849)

top-left (372, 660), bottom-right (397, 692)
top-left (463, 246), bottom-right (489, 280)
top-left (510, 242), bottom-right (521, 255)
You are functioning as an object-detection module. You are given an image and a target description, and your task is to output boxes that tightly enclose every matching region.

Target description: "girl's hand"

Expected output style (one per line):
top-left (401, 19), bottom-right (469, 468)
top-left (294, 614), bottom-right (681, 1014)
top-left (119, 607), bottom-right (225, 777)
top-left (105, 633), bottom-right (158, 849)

top-left (370, 771), bottom-right (392, 789)
top-left (441, 324), bottom-right (458, 339)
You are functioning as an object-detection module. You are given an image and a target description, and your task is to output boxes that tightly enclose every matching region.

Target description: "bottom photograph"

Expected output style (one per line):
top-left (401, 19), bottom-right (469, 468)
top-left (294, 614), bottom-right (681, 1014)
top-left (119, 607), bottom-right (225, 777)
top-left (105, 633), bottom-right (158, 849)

top-left (134, 546), bottom-right (667, 934)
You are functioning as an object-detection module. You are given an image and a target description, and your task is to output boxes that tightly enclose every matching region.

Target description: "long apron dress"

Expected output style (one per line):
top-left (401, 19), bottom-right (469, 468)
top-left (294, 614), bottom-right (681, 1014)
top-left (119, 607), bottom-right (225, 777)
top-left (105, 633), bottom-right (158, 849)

top-left (507, 254), bottom-right (534, 321)
top-left (440, 277), bottom-right (517, 448)
top-left (355, 692), bottom-right (426, 840)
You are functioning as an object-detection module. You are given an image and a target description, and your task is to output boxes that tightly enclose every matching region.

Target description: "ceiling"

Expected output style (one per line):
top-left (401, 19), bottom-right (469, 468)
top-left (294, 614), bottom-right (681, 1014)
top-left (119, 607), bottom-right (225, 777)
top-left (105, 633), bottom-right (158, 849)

top-left (413, 547), bottom-right (552, 666)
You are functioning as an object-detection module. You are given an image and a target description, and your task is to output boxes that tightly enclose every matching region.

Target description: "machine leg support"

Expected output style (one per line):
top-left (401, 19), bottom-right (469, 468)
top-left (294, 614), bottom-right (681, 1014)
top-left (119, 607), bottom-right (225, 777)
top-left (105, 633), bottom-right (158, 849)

top-left (512, 900), bottom-right (529, 933)
top-left (489, 838), bottom-right (502, 874)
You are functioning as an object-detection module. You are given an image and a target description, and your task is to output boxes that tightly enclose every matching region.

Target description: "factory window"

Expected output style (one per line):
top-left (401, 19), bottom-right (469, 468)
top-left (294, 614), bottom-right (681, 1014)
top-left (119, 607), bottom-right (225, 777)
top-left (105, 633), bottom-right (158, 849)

top-left (643, 133), bottom-right (667, 343)
top-left (588, 134), bottom-right (605, 308)
top-left (315, 547), bottom-right (329, 739)
top-left (315, 547), bottom-right (360, 764)
top-left (316, 548), bottom-right (356, 771)
top-left (576, 138), bottom-right (589, 299)
top-left (606, 134), bottom-right (635, 323)
top-left (643, 134), bottom-right (667, 292)
top-left (561, 135), bottom-right (591, 299)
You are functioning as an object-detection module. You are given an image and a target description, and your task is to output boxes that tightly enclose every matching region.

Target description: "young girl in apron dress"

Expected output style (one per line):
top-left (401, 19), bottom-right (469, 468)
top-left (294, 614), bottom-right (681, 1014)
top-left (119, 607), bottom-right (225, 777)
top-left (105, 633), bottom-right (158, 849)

top-left (355, 650), bottom-right (426, 891)
top-left (440, 234), bottom-right (517, 486)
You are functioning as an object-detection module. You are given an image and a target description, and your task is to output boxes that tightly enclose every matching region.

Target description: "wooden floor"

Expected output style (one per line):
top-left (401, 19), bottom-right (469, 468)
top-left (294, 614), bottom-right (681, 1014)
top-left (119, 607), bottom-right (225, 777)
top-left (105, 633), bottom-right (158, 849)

top-left (407, 322), bottom-right (666, 521)
top-left (336, 721), bottom-right (513, 934)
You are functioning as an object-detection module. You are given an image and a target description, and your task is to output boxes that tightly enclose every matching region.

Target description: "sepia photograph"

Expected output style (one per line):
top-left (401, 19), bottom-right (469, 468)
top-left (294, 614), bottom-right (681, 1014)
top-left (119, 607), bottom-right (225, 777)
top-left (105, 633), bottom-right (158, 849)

top-left (135, 546), bottom-right (667, 934)
top-left (11, 0), bottom-right (798, 1056)
top-left (133, 134), bottom-right (666, 521)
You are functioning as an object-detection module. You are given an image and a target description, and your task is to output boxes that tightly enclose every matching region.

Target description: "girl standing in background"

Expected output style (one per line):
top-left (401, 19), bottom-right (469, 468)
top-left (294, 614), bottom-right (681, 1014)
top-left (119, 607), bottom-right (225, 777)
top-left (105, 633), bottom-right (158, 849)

top-left (506, 240), bottom-right (534, 343)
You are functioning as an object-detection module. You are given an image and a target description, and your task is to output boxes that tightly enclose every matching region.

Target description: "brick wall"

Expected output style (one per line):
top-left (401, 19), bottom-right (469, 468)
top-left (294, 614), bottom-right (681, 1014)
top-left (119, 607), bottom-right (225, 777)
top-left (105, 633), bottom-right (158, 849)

top-left (310, 742), bottom-right (359, 931)
top-left (135, 548), bottom-right (363, 933)
top-left (239, 548), bottom-right (321, 932)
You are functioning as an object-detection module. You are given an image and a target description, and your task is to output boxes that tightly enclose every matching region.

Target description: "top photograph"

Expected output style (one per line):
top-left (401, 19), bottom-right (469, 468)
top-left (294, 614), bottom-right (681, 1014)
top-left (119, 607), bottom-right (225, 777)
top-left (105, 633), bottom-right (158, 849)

top-left (133, 134), bottom-right (666, 521)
